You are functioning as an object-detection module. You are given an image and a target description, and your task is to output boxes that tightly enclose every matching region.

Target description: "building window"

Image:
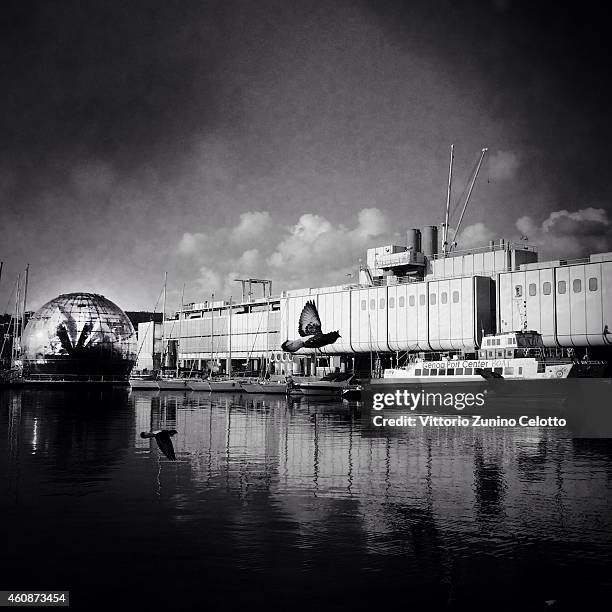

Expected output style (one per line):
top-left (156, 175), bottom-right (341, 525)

top-left (558, 280), bottom-right (566, 294)
top-left (543, 281), bottom-right (551, 295)
top-left (464, 368), bottom-right (473, 375)
top-left (441, 292), bottom-right (448, 304)
top-left (504, 367), bottom-right (514, 375)
top-left (529, 283), bottom-right (537, 296)
top-left (452, 291), bottom-right (459, 303)
top-left (370, 299), bottom-right (376, 310)
top-left (389, 297), bottom-right (395, 308)
top-left (409, 295), bottom-right (415, 307)
top-left (496, 339), bottom-right (501, 345)
top-left (439, 369), bottom-right (446, 376)
top-left (588, 277), bottom-right (598, 291)
top-left (430, 293), bottom-right (436, 305)
top-left (380, 298), bottom-right (385, 309)
top-left (414, 369), bottom-right (421, 375)
top-left (419, 294), bottom-right (426, 306)
top-left (515, 285), bottom-right (523, 297)
top-left (573, 279), bottom-right (582, 293)
top-left (496, 350), bottom-right (504, 358)
top-left (447, 368), bottom-right (454, 375)
top-left (398, 296), bottom-right (405, 307)
top-left (494, 367), bottom-right (503, 375)
top-left (361, 300), bottom-right (366, 310)
top-left (487, 350), bottom-right (494, 358)
top-left (518, 367), bottom-right (523, 375)
top-left (455, 368), bottom-right (464, 375)
top-left (430, 369), bottom-right (438, 376)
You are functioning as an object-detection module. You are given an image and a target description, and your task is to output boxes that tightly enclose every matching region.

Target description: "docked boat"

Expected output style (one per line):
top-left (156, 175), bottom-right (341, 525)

top-left (208, 377), bottom-right (244, 392)
top-left (296, 373), bottom-right (357, 396)
top-left (129, 371), bottom-right (160, 390)
top-left (157, 376), bottom-right (189, 390)
top-left (381, 330), bottom-right (606, 383)
top-left (187, 378), bottom-right (211, 391)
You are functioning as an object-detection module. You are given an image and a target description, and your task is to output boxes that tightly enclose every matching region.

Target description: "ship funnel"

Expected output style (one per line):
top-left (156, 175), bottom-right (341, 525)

top-left (422, 225), bottom-right (438, 258)
top-left (407, 228), bottom-right (421, 252)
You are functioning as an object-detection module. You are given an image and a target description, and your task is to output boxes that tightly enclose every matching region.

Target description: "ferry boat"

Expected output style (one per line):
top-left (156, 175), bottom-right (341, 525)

top-left (382, 330), bottom-right (606, 382)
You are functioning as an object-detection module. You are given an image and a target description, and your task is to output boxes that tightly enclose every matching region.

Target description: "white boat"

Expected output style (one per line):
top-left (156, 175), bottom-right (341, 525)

top-left (382, 330), bottom-right (606, 383)
top-left (129, 372), bottom-right (160, 389)
top-left (157, 376), bottom-right (189, 390)
top-left (296, 373), bottom-right (357, 396)
top-left (208, 378), bottom-right (244, 392)
top-left (187, 378), bottom-right (211, 391)
top-left (241, 381), bottom-right (263, 393)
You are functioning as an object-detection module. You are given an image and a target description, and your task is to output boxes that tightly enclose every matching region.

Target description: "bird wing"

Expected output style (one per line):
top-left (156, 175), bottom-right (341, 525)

top-left (155, 431), bottom-right (177, 460)
top-left (298, 300), bottom-right (322, 337)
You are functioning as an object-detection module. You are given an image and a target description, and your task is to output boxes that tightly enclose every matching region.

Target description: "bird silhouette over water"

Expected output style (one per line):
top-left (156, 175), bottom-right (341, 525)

top-left (281, 300), bottom-right (340, 353)
top-left (140, 429), bottom-right (178, 460)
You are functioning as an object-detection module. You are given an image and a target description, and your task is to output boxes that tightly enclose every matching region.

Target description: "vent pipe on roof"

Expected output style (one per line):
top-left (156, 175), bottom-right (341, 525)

top-left (407, 228), bottom-right (421, 252)
top-left (422, 226), bottom-right (438, 258)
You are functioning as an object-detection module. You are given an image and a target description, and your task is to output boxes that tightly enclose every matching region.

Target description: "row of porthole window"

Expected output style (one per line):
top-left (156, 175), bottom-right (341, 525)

top-left (361, 291), bottom-right (462, 310)
top-left (515, 277), bottom-right (598, 297)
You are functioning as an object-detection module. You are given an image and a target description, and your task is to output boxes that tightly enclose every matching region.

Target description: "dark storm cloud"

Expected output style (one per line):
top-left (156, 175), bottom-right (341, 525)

top-left (363, 0), bottom-right (612, 207)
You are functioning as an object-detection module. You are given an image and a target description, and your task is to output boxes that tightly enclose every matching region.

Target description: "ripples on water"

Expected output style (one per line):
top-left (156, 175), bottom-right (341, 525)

top-left (1, 388), bottom-right (611, 610)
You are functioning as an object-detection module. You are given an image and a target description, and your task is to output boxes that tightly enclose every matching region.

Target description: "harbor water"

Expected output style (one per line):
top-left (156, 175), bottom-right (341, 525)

top-left (1, 388), bottom-right (611, 610)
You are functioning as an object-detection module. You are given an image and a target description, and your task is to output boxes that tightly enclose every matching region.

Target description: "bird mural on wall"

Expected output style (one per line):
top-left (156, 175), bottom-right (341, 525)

top-left (281, 300), bottom-right (340, 353)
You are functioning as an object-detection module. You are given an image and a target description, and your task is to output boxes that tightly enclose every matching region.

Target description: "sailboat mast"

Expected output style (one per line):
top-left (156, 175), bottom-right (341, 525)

top-left (20, 264), bottom-right (29, 340)
top-left (265, 297), bottom-right (270, 377)
top-left (210, 292), bottom-right (214, 375)
top-left (161, 271), bottom-right (167, 372)
top-left (228, 296), bottom-right (232, 378)
top-left (12, 273), bottom-right (21, 365)
top-left (176, 283), bottom-right (185, 377)
top-left (442, 144), bottom-right (454, 257)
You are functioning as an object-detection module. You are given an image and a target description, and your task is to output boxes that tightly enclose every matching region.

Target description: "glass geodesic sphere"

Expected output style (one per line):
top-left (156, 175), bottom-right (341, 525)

top-left (21, 293), bottom-right (137, 380)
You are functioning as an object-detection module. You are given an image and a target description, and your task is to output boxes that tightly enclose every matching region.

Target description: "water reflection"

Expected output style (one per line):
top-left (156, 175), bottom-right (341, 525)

top-left (1, 388), bottom-right (611, 609)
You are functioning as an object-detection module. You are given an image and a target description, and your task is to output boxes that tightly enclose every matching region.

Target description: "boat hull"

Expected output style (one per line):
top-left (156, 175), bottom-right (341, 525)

top-left (187, 380), bottom-right (212, 391)
top-left (209, 380), bottom-right (244, 392)
top-left (157, 379), bottom-right (189, 390)
top-left (130, 379), bottom-right (160, 390)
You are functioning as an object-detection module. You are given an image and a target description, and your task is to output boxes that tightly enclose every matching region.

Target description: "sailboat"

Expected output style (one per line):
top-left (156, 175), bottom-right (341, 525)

top-left (158, 278), bottom-right (188, 391)
top-left (240, 298), bottom-right (289, 394)
top-left (208, 296), bottom-right (243, 392)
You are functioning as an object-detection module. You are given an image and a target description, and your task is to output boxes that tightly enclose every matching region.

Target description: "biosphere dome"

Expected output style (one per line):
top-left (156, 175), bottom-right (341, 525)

top-left (21, 293), bottom-right (137, 382)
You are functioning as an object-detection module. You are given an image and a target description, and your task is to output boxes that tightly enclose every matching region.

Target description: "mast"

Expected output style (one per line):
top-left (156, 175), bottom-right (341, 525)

top-left (21, 263), bottom-right (29, 340)
top-left (210, 292), bottom-right (214, 376)
top-left (176, 283), bottom-right (185, 377)
top-left (161, 271), bottom-right (167, 372)
top-left (228, 296), bottom-right (232, 378)
top-left (450, 147), bottom-right (488, 253)
top-left (265, 301), bottom-right (269, 376)
top-left (12, 273), bottom-right (21, 365)
top-left (442, 144), bottom-right (454, 257)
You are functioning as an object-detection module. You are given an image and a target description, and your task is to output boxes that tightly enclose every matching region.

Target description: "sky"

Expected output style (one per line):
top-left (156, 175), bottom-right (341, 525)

top-left (1, 0), bottom-right (611, 313)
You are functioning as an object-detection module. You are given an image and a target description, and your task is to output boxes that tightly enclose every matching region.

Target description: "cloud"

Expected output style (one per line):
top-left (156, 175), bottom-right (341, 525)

top-left (452, 208), bottom-right (611, 260)
top-left (517, 207), bottom-right (612, 259)
top-left (230, 211), bottom-right (273, 245)
top-left (455, 222), bottom-right (497, 248)
top-left (488, 150), bottom-right (519, 181)
top-left (177, 208), bottom-right (392, 296)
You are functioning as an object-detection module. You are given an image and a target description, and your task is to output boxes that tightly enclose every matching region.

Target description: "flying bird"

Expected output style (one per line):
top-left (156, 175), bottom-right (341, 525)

top-left (281, 300), bottom-right (340, 353)
top-left (140, 429), bottom-right (178, 460)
